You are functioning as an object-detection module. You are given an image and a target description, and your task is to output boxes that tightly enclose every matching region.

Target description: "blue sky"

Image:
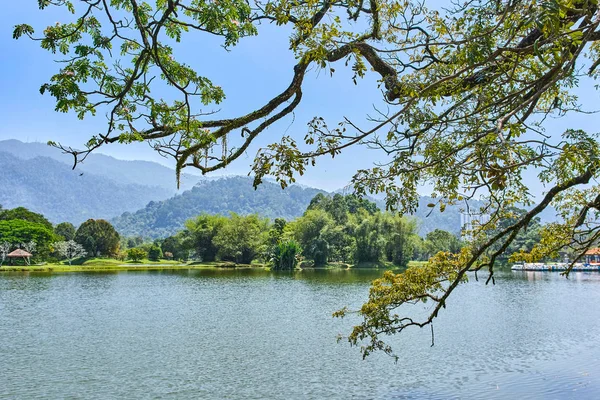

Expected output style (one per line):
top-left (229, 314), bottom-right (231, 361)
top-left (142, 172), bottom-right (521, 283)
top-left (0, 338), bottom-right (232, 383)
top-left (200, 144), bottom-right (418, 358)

top-left (0, 2), bottom-right (388, 191)
top-left (1, 2), bottom-right (598, 194)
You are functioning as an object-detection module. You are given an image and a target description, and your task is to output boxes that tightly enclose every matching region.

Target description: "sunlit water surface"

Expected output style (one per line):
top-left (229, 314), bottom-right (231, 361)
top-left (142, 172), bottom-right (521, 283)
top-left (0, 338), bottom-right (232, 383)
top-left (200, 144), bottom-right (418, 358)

top-left (1, 269), bottom-right (599, 399)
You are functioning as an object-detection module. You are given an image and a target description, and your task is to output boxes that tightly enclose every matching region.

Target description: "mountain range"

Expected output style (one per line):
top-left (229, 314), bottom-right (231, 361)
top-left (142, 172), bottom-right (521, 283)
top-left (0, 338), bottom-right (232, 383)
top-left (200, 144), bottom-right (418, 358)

top-left (1, 139), bottom-right (554, 238)
top-left (0, 139), bottom-right (200, 191)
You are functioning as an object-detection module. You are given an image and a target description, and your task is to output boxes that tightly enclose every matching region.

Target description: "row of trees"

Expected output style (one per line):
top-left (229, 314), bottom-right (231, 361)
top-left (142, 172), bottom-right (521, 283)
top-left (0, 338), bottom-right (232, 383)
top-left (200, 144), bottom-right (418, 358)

top-left (1, 198), bottom-right (541, 268)
top-left (0, 205), bottom-right (120, 264)
top-left (151, 194), bottom-right (466, 269)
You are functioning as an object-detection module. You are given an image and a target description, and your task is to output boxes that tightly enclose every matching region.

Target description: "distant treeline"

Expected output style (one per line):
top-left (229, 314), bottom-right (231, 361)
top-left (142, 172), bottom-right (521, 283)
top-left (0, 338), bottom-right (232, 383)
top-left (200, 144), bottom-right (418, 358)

top-left (0, 194), bottom-right (543, 268)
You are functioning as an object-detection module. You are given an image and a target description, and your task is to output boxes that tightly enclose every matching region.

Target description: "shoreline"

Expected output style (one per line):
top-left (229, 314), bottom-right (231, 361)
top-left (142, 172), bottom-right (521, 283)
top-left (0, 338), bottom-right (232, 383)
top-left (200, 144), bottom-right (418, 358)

top-left (0, 261), bottom-right (415, 273)
top-left (0, 264), bottom-right (267, 273)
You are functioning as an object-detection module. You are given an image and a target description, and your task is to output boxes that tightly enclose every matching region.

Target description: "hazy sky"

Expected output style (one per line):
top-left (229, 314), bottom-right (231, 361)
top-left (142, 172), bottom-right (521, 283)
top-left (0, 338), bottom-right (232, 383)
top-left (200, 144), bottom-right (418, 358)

top-left (1, 2), bottom-right (598, 194)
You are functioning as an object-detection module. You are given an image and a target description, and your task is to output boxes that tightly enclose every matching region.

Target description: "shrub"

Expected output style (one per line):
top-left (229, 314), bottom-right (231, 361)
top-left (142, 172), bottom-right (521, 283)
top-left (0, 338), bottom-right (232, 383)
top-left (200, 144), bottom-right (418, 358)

top-left (271, 240), bottom-right (301, 270)
top-left (127, 248), bottom-right (147, 262)
top-left (148, 244), bottom-right (163, 261)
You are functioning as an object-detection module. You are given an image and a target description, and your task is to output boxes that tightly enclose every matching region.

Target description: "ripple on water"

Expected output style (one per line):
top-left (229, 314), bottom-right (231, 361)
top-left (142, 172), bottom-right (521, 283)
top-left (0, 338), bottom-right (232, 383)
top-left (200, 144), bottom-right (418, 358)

top-left (1, 269), bottom-right (600, 399)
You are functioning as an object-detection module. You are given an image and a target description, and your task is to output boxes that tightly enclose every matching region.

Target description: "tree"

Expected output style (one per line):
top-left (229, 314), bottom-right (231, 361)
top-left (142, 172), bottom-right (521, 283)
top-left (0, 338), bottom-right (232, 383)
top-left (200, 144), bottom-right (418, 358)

top-left (54, 240), bottom-right (87, 265)
top-left (353, 212), bottom-right (385, 264)
top-left (0, 220), bottom-right (56, 258)
top-left (161, 235), bottom-right (187, 261)
top-left (321, 224), bottom-right (355, 263)
top-left (291, 209), bottom-right (333, 267)
top-left (424, 229), bottom-right (463, 258)
top-left (267, 218), bottom-right (287, 247)
top-left (382, 215), bottom-right (419, 268)
top-left (271, 240), bottom-right (301, 270)
top-left (75, 219), bottom-right (120, 257)
top-left (182, 214), bottom-right (227, 262)
top-left (0, 207), bottom-right (53, 230)
top-left (127, 248), bottom-right (147, 263)
top-left (148, 244), bottom-right (163, 261)
top-left (22, 241), bottom-right (37, 255)
top-left (55, 222), bottom-right (76, 241)
top-left (345, 195), bottom-right (378, 215)
top-left (213, 214), bottom-right (268, 264)
top-left (0, 242), bottom-right (10, 267)
top-left (18, 0), bottom-right (600, 356)
top-left (325, 194), bottom-right (349, 225)
top-left (307, 194), bottom-right (331, 213)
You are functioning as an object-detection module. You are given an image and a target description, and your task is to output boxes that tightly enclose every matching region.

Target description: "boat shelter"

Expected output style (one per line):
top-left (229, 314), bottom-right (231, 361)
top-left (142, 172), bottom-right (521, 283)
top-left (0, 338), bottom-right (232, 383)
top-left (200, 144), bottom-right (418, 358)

top-left (7, 249), bottom-right (32, 265)
top-left (584, 248), bottom-right (600, 265)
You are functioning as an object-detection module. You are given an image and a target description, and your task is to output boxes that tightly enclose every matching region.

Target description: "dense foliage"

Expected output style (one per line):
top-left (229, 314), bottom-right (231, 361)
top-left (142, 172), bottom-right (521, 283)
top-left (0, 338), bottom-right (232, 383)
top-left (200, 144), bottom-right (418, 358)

top-left (55, 222), bottom-right (76, 241)
top-left (75, 219), bottom-right (120, 257)
top-left (0, 206), bottom-right (53, 230)
top-left (212, 214), bottom-right (269, 264)
top-left (0, 198), bottom-right (475, 268)
top-left (271, 240), bottom-right (301, 270)
top-left (127, 247), bottom-right (147, 262)
top-left (147, 244), bottom-right (163, 261)
top-left (173, 193), bottom-right (456, 268)
top-left (0, 219), bottom-right (57, 259)
top-left (112, 177), bottom-right (326, 238)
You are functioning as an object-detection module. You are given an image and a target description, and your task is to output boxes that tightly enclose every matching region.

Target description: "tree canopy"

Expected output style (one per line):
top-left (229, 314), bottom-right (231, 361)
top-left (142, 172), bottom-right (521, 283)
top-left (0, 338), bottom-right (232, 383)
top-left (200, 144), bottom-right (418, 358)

top-left (16, 0), bottom-right (600, 357)
top-left (0, 219), bottom-right (57, 257)
top-left (55, 222), bottom-right (77, 241)
top-left (75, 219), bottom-right (120, 256)
top-left (0, 207), bottom-right (53, 230)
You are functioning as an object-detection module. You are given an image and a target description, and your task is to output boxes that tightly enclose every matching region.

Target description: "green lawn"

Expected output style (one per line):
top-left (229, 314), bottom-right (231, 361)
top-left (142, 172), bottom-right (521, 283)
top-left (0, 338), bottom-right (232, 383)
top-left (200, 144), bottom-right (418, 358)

top-left (0, 258), bottom-right (426, 273)
top-left (0, 257), bottom-right (268, 272)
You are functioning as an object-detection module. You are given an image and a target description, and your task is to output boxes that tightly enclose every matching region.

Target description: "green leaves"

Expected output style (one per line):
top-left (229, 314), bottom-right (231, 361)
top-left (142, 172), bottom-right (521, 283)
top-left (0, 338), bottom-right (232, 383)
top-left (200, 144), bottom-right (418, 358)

top-left (12, 24), bottom-right (34, 40)
top-left (38, 0), bottom-right (51, 9)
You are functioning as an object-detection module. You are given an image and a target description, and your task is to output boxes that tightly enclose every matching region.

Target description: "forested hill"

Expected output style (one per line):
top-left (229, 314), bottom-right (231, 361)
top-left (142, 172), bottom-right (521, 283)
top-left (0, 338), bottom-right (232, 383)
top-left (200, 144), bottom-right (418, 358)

top-left (0, 140), bottom-right (200, 191)
top-left (112, 177), bottom-right (327, 238)
top-left (111, 176), bottom-right (472, 238)
top-left (0, 152), bottom-right (174, 225)
top-left (0, 140), bottom-right (486, 237)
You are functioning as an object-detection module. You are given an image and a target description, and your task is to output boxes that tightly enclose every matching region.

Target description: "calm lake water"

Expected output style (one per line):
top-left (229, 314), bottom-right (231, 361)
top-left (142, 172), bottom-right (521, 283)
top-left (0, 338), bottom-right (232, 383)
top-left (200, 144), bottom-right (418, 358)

top-left (1, 268), bottom-right (599, 399)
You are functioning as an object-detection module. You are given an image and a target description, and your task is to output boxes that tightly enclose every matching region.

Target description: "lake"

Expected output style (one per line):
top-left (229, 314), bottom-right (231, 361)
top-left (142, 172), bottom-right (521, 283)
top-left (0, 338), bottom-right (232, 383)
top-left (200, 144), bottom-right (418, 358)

top-left (1, 269), bottom-right (599, 399)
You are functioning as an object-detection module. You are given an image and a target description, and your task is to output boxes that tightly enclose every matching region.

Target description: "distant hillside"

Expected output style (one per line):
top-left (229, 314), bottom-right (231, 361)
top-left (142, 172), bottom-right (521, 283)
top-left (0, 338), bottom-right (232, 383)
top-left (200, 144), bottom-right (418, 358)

top-left (413, 197), bottom-right (464, 236)
top-left (111, 176), bottom-right (473, 238)
top-left (0, 140), bottom-right (490, 236)
top-left (0, 140), bottom-right (200, 192)
top-left (112, 176), bottom-right (326, 238)
top-left (0, 152), bottom-right (173, 225)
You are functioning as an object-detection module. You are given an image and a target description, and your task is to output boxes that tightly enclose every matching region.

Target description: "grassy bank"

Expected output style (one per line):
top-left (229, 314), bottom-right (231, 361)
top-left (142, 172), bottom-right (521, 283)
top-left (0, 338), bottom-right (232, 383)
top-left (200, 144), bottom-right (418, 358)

top-left (0, 258), bottom-right (269, 273)
top-left (0, 258), bottom-right (427, 273)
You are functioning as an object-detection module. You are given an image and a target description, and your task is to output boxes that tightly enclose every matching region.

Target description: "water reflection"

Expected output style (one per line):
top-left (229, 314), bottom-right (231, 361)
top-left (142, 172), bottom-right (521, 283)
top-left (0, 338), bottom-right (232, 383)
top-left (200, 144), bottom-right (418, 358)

top-left (1, 269), bottom-right (599, 399)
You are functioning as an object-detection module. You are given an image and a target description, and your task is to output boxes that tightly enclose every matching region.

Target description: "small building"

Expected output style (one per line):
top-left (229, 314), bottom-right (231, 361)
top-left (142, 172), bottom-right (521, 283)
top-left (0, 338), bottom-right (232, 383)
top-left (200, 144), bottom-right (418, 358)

top-left (584, 248), bottom-right (600, 265)
top-left (7, 249), bottom-right (33, 266)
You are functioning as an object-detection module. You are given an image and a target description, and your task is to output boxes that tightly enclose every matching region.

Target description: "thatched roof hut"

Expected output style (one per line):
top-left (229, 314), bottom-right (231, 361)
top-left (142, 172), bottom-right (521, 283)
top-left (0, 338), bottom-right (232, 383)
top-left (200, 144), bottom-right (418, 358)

top-left (7, 249), bottom-right (32, 258)
top-left (7, 249), bottom-right (33, 265)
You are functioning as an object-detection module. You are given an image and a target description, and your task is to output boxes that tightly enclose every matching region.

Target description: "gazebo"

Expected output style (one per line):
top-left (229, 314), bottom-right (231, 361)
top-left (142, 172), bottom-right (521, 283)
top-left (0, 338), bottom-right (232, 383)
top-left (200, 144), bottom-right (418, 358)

top-left (7, 249), bottom-right (33, 266)
top-left (584, 248), bottom-right (600, 265)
